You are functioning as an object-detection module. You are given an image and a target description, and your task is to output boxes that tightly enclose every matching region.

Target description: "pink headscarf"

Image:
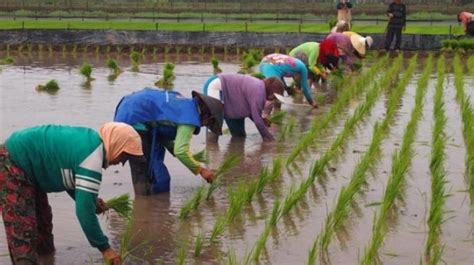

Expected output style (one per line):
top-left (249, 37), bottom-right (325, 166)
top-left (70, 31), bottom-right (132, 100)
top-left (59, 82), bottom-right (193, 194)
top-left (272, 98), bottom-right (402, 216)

top-left (98, 122), bottom-right (143, 162)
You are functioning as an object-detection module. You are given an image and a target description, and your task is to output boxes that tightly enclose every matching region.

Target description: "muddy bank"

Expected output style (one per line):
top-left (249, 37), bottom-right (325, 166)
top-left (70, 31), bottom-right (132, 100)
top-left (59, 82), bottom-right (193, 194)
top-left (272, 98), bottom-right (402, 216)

top-left (0, 29), bottom-right (450, 50)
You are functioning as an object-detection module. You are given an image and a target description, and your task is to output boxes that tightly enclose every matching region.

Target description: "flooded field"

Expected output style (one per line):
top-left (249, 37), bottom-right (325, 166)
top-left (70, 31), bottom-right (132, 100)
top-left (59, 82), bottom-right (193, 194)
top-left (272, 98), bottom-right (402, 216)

top-left (0, 50), bottom-right (473, 264)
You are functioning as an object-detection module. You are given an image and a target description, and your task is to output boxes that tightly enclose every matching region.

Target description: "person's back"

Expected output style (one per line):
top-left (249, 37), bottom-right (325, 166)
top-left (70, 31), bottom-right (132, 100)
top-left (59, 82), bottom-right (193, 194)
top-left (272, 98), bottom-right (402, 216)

top-left (289, 42), bottom-right (320, 69)
top-left (5, 125), bottom-right (103, 193)
top-left (458, 11), bottom-right (474, 36)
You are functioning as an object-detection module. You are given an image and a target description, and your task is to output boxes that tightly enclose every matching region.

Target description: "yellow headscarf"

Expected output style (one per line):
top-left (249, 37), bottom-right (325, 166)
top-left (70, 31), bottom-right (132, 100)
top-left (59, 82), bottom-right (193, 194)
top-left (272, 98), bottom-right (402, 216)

top-left (98, 122), bottom-right (143, 162)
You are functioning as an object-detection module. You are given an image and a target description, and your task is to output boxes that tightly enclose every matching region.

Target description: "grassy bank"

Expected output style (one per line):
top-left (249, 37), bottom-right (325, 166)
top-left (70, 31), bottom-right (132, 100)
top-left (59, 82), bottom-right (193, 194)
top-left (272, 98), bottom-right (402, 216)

top-left (0, 20), bottom-right (464, 35)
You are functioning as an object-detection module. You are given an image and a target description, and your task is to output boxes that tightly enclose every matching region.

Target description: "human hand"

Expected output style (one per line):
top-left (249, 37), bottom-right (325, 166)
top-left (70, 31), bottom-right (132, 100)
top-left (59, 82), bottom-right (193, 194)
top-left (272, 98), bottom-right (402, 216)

top-left (311, 102), bottom-right (319, 109)
top-left (102, 248), bottom-right (121, 265)
top-left (96, 197), bottom-right (108, 215)
top-left (388, 13), bottom-right (393, 18)
top-left (199, 168), bottom-right (215, 183)
top-left (263, 117), bottom-right (271, 127)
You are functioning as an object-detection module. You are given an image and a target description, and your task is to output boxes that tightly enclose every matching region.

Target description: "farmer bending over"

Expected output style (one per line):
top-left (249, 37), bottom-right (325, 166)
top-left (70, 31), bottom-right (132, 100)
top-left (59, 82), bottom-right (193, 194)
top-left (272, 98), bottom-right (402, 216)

top-left (114, 88), bottom-right (223, 194)
top-left (324, 32), bottom-right (372, 71)
top-left (458, 11), bottom-right (474, 36)
top-left (0, 122), bottom-right (144, 265)
top-left (202, 73), bottom-right (285, 141)
top-left (259, 53), bottom-right (317, 107)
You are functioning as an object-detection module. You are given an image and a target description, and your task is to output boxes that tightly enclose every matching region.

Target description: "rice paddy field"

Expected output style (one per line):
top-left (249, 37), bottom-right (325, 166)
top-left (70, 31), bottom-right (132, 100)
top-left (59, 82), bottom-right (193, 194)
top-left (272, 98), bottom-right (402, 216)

top-left (0, 48), bottom-right (473, 264)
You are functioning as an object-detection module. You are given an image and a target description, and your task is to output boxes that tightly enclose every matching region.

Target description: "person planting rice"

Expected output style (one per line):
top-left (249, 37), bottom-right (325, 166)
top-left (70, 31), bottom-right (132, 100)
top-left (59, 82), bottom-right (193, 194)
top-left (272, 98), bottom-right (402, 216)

top-left (202, 73), bottom-right (285, 141)
top-left (457, 11), bottom-right (474, 36)
top-left (324, 31), bottom-right (373, 71)
top-left (259, 53), bottom-right (317, 107)
top-left (289, 41), bottom-right (333, 84)
top-left (114, 88), bottom-right (223, 194)
top-left (0, 122), bottom-right (144, 265)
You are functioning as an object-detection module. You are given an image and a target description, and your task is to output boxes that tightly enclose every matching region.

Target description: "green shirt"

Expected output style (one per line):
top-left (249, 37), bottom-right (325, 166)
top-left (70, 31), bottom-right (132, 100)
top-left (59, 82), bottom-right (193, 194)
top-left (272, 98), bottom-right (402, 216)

top-left (289, 42), bottom-right (320, 68)
top-left (5, 125), bottom-right (110, 251)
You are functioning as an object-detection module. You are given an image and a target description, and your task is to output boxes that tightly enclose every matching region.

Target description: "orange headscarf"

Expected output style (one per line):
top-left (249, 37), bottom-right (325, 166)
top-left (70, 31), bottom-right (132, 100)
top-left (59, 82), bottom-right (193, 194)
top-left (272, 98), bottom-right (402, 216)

top-left (98, 122), bottom-right (143, 162)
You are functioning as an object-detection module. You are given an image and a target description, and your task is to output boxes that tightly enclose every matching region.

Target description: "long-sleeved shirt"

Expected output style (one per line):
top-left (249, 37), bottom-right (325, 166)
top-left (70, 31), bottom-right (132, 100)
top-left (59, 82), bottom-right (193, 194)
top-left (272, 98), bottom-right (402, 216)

top-left (219, 74), bottom-right (274, 140)
top-left (326, 32), bottom-right (354, 69)
top-left (5, 125), bottom-right (110, 251)
top-left (387, 1), bottom-right (406, 28)
top-left (459, 12), bottom-right (473, 29)
top-left (259, 53), bottom-right (314, 105)
top-left (289, 42), bottom-right (320, 70)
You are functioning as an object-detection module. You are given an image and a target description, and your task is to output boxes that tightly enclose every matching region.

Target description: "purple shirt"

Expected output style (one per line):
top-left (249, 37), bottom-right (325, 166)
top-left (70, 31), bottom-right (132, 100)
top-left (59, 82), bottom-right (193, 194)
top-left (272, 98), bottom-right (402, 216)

top-left (326, 32), bottom-right (354, 68)
top-left (219, 74), bottom-right (274, 140)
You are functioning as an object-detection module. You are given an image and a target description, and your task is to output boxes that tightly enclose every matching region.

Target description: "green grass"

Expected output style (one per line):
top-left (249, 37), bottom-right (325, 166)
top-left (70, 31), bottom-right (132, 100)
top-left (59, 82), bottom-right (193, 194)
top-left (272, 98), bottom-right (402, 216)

top-left (0, 20), bottom-right (464, 34)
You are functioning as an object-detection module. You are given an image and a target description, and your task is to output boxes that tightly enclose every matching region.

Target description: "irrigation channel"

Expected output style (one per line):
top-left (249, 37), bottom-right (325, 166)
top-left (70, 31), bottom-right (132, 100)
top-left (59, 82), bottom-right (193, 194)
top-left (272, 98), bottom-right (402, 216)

top-left (0, 50), bottom-right (473, 264)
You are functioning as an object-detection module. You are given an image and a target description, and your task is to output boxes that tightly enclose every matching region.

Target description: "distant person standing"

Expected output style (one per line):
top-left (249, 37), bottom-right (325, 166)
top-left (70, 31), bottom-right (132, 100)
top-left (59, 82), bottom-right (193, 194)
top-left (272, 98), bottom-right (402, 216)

top-left (384, 0), bottom-right (406, 51)
top-left (337, 0), bottom-right (353, 29)
top-left (457, 11), bottom-right (474, 36)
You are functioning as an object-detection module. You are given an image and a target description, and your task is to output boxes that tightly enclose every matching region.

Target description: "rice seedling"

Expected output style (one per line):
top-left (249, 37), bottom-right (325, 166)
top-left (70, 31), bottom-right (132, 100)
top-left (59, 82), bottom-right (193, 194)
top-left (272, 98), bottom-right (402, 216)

top-left (425, 54), bottom-right (447, 263)
top-left (255, 167), bottom-right (271, 194)
top-left (79, 62), bottom-right (95, 81)
top-left (210, 216), bottom-right (227, 242)
top-left (453, 53), bottom-right (474, 197)
top-left (269, 157), bottom-right (285, 182)
top-left (226, 181), bottom-right (247, 222)
top-left (268, 111), bottom-right (287, 126)
top-left (468, 55), bottom-right (474, 76)
top-left (177, 238), bottom-right (188, 265)
top-left (307, 236), bottom-right (319, 265)
top-left (361, 53), bottom-right (431, 265)
top-left (287, 54), bottom-right (391, 165)
top-left (251, 198), bottom-right (281, 262)
top-left (179, 185), bottom-right (205, 219)
top-left (0, 56), bottom-right (15, 65)
top-left (318, 55), bottom-right (423, 251)
top-left (211, 56), bottom-right (222, 75)
top-left (105, 193), bottom-right (133, 219)
top-left (205, 154), bottom-right (242, 200)
top-left (141, 46), bottom-right (147, 55)
top-left (130, 51), bottom-right (141, 71)
top-left (106, 58), bottom-right (122, 75)
top-left (194, 231), bottom-right (203, 257)
top-left (36, 79), bottom-right (60, 94)
top-left (278, 116), bottom-right (297, 142)
top-left (155, 62), bottom-right (175, 90)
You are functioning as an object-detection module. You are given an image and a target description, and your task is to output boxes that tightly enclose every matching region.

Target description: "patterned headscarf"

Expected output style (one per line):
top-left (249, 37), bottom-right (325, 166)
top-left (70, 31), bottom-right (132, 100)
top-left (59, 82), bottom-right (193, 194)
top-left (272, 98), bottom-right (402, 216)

top-left (98, 122), bottom-right (143, 162)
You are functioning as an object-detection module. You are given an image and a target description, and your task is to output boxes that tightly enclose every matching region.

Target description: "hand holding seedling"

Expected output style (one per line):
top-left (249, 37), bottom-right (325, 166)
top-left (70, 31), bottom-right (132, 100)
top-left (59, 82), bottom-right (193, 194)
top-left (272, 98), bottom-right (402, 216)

top-left (102, 248), bottom-right (121, 264)
top-left (199, 167), bottom-right (215, 183)
top-left (95, 197), bottom-right (108, 214)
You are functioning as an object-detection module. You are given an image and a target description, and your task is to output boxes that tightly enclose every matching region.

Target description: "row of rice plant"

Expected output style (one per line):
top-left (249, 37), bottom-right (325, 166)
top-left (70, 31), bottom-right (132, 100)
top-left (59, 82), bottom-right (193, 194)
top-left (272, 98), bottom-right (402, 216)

top-left (424, 54), bottom-right (447, 264)
top-left (361, 53), bottom-right (432, 265)
top-left (453, 54), bottom-right (474, 198)
top-left (469, 55), bottom-right (474, 76)
top-left (441, 39), bottom-right (474, 51)
top-left (243, 54), bottom-right (408, 263)
top-left (315, 53), bottom-right (410, 253)
top-left (287, 54), bottom-right (390, 165)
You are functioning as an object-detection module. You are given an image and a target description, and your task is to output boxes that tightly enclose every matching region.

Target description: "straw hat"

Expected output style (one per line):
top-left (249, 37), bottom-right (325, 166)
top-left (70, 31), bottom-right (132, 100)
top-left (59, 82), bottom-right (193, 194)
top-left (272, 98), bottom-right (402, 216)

top-left (192, 91), bottom-right (224, 135)
top-left (350, 34), bottom-right (373, 56)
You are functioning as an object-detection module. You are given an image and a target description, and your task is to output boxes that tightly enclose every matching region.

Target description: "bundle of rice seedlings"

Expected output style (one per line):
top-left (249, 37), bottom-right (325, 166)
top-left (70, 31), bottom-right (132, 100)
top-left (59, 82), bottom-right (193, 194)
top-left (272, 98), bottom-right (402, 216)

top-left (105, 193), bottom-right (133, 218)
top-left (211, 57), bottom-right (222, 75)
top-left (80, 62), bottom-right (94, 81)
top-left (106, 58), bottom-right (122, 75)
top-left (192, 149), bottom-right (208, 164)
top-left (36, 80), bottom-right (60, 93)
top-left (268, 111), bottom-right (287, 126)
top-left (0, 56), bottom-right (14, 65)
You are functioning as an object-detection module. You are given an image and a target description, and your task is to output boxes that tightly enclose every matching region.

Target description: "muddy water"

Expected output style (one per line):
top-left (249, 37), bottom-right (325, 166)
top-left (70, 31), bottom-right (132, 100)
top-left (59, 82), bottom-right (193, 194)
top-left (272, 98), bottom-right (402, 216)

top-left (1, 52), bottom-right (473, 265)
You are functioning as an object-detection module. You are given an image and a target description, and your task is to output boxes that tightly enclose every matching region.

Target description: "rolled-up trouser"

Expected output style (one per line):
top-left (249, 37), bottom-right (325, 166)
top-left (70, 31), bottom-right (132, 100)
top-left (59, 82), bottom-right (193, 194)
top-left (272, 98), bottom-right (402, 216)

top-left (0, 146), bottom-right (55, 265)
top-left (225, 118), bottom-right (246, 138)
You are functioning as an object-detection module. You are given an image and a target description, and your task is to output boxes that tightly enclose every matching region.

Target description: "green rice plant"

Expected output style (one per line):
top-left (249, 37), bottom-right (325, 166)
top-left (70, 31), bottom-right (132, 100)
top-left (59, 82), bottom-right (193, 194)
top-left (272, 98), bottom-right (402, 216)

top-left (211, 56), bottom-right (222, 75)
top-left (177, 239), bottom-right (188, 265)
top-left (453, 53), bottom-right (474, 197)
top-left (287, 54), bottom-right (391, 165)
top-left (361, 53), bottom-right (431, 265)
top-left (278, 116), bottom-right (296, 142)
top-left (0, 56), bottom-right (15, 65)
top-left (141, 46), bottom-right (147, 55)
top-left (206, 154), bottom-right (242, 200)
top-left (269, 156), bottom-right (285, 182)
top-left (468, 55), bottom-right (474, 76)
top-left (226, 181), bottom-right (247, 222)
top-left (268, 111), bottom-right (287, 126)
top-left (226, 248), bottom-right (237, 265)
top-left (243, 179), bottom-right (258, 203)
top-left (251, 198), bottom-right (281, 261)
top-left (36, 79), bottom-right (60, 93)
top-left (106, 58), bottom-right (122, 75)
top-left (79, 62), bottom-right (94, 81)
top-left (210, 216), bottom-right (227, 242)
top-left (255, 167), bottom-right (271, 194)
top-left (194, 231), bottom-right (203, 257)
top-left (105, 193), bottom-right (133, 219)
top-left (179, 185), bottom-right (205, 219)
top-left (155, 62), bottom-right (175, 90)
top-left (425, 54), bottom-right (447, 263)
top-left (318, 54), bottom-right (422, 253)
top-left (130, 51), bottom-right (141, 71)
top-left (307, 236), bottom-right (319, 265)
top-left (175, 46), bottom-right (182, 60)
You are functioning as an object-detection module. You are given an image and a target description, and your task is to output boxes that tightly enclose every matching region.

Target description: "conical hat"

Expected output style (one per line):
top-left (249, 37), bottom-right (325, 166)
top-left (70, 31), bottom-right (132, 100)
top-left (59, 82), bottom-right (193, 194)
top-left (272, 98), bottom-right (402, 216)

top-left (350, 33), bottom-right (373, 56)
